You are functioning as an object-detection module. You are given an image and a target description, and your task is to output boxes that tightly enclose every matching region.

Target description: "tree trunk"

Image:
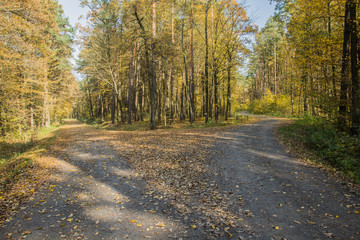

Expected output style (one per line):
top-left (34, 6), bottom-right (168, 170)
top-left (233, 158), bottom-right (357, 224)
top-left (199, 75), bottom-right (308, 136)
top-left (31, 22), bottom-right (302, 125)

top-left (158, 61), bottom-right (162, 124)
top-left (169, 0), bottom-right (175, 125)
top-left (338, 0), bottom-right (351, 130)
top-left (204, 1), bottom-right (210, 123)
top-left (225, 51), bottom-right (232, 121)
top-left (274, 40), bottom-right (277, 106)
top-left (128, 49), bottom-right (134, 124)
top-left (149, 0), bottom-right (157, 130)
top-left (100, 94), bottom-right (104, 122)
top-left (180, 82), bottom-right (185, 120)
top-left (162, 70), bottom-right (167, 126)
top-left (111, 87), bottom-right (116, 124)
top-left (214, 61), bottom-right (219, 121)
top-left (350, 0), bottom-right (359, 135)
top-left (189, 0), bottom-right (195, 124)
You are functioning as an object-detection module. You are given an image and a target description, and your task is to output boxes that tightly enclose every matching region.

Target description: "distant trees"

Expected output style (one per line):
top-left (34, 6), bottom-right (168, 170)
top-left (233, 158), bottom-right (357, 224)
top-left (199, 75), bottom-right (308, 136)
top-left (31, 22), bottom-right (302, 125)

top-left (0, 0), bottom-right (78, 136)
top-left (75, 0), bottom-right (255, 128)
top-left (247, 0), bottom-right (359, 134)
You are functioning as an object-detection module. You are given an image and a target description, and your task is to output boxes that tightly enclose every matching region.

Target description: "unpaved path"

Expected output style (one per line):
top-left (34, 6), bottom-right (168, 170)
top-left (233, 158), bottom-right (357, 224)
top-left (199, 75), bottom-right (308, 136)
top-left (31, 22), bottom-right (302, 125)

top-left (1, 118), bottom-right (359, 239)
top-left (209, 117), bottom-right (360, 239)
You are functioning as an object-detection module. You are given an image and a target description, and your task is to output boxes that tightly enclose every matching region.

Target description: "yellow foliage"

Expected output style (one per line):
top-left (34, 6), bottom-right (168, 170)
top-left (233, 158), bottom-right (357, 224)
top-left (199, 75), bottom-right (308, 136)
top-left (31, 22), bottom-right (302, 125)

top-left (248, 90), bottom-right (292, 115)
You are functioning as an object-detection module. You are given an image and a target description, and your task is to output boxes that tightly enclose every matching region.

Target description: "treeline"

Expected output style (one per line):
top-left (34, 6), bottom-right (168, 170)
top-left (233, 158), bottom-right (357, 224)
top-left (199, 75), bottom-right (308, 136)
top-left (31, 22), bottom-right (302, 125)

top-left (247, 0), bottom-right (359, 134)
top-left (75, 0), bottom-right (254, 129)
top-left (0, 0), bottom-right (78, 136)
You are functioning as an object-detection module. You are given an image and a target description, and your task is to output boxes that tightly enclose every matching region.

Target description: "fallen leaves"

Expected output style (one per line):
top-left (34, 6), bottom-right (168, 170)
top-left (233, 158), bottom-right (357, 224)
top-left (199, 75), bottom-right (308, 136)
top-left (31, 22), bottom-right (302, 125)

top-left (105, 126), bottom-right (246, 237)
top-left (3, 120), bottom-right (360, 240)
top-left (21, 230), bottom-right (32, 236)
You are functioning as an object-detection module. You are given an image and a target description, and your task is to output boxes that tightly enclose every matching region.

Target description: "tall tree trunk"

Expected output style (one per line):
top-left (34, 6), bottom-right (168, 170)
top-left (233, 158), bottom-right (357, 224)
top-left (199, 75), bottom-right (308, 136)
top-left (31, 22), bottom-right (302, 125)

top-left (100, 94), bottom-right (104, 122)
top-left (111, 87), bottom-right (116, 124)
top-left (350, 0), bottom-right (359, 135)
top-left (149, 0), bottom-right (157, 130)
top-left (180, 82), bottom-right (185, 120)
top-left (204, 1), bottom-right (210, 123)
top-left (128, 49), bottom-right (134, 124)
top-left (158, 60), bottom-right (162, 124)
top-left (189, 0), bottom-right (195, 124)
top-left (339, 0), bottom-right (351, 130)
top-left (225, 51), bottom-right (232, 121)
top-left (139, 81), bottom-right (144, 122)
top-left (117, 92), bottom-right (125, 123)
top-left (162, 70), bottom-right (167, 126)
top-left (274, 40), bottom-right (277, 106)
top-left (302, 72), bottom-right (308, 114)
top-left (181, 13), bottom-right (190, 123)
top-left (133, 44), bottom-right (138, 121)
top-left (214, 61), bottom-right (219, 121)
top-left (170, 0), bottom-right (175, 125)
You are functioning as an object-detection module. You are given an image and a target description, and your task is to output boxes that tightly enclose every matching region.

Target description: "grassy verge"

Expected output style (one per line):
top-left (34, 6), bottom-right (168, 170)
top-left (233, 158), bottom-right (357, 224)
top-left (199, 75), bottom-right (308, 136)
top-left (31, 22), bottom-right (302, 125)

top-left (0, 125), bottom-right (60, 192)
top-left (80, 114), bottom-right (253, 131)
top-left (278, 116), bottom-right (360, 184)
top-left (0, 125), bottom-right (61, 225)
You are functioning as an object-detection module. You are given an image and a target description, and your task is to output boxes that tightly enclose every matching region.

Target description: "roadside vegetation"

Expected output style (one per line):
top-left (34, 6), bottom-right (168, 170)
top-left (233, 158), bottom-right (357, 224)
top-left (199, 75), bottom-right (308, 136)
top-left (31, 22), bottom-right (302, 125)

top-left (0, 124), bottom-right (60, 189)
top-left (80, 113), bottom-right (253, 131)
top-left (278, 116), bottom-right (360, 184)
top-left (0, 125), bottom-right (60, 225)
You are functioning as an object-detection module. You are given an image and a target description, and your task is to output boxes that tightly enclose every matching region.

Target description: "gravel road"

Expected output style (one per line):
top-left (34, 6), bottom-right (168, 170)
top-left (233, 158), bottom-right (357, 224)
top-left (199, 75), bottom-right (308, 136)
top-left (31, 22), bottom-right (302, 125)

top-left (209, 116), bottom-right (360, 239)
top-left (1, 117), bottom-right (359, 239)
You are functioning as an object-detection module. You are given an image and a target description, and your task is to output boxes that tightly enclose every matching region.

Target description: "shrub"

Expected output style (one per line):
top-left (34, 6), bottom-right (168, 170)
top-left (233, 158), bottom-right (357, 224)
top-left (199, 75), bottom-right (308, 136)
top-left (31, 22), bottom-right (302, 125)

top-left (279, 116), bottom-right (360, 184)
top-left (248, 90), bottom-right (292, 116)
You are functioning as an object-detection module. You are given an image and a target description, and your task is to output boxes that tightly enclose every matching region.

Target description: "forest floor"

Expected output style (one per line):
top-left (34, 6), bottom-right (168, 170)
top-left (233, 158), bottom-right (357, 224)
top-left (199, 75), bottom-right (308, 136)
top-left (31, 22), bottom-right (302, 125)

top-left (1, 116), bottom-right (360, 239)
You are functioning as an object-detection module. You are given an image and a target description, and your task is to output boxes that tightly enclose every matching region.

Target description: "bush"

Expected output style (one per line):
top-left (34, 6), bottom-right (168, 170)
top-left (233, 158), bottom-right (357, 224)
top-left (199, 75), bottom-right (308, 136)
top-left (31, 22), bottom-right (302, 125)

top-left (248, 90), bottom-right (292, 116)
top-left (279, 116), bottom-right (360, 184)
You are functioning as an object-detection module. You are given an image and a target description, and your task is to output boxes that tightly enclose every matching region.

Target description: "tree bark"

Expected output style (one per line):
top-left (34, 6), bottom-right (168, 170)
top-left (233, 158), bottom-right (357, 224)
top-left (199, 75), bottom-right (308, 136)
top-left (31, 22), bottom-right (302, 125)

top-left (170, 0), bottom-right (175, 125)
top-left (225, 51), bottom-right (232, 120)
top-left (338, 0), bottom-right (351, 131)
top-left (204, 1), bottom-right (210, 123)
top-left (189, 0), bottom-right (195, 124)
top-left (111, 87), bottom-right (116, 124)
top-left (128, 49), bottom-right (134, 124)
top-left (350, 0), bottom-right (359, 135)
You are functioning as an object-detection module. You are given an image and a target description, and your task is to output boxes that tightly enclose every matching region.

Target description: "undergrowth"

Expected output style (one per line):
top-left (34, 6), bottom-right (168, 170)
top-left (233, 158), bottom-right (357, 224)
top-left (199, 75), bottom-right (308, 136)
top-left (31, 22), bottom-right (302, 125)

top-left (80, 114), bottom-right (252, 131)
top-left (0, 125), bottom-right (60, 191)
top-left (279, 115), bottom-right (360, 184)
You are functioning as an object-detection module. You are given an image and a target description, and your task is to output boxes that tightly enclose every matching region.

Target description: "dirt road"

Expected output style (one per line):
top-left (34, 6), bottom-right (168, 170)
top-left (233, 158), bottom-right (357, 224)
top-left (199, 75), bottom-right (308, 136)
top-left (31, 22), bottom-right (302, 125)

top-left (1, 118), bottom-right (359, 239)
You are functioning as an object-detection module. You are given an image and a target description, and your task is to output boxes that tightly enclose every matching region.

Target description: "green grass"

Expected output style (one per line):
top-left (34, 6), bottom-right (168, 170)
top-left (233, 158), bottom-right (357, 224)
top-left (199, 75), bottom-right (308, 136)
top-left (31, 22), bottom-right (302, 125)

top-left (80, 114), bottom-right (252, 131)
top-left (278, 116), bottom-right (360, 184)
top-left (0, 125), bottom-right (60, 191)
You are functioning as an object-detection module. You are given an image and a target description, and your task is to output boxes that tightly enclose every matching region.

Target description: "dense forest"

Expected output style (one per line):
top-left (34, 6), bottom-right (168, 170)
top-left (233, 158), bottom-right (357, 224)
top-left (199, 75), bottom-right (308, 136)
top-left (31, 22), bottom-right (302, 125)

top-left (0, 0), bottom-right (78, 136)
top-left (247, 0), bottom-right (359, 134)
top-left (75, 0), bottom-right (254, 130)
top-left (0, 0), bottom-right (359, 135)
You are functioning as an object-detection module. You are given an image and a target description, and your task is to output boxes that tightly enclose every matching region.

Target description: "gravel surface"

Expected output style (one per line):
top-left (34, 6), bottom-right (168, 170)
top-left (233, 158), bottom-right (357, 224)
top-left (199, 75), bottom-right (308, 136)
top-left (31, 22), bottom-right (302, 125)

top-left (209, 116), bottom-right (360, 239)
top-left (1, 117), bottom-right (359, 240)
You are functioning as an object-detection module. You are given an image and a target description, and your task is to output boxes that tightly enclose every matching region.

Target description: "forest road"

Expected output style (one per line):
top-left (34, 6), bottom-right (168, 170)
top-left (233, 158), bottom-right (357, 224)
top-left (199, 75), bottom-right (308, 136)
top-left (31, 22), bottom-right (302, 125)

top-left (1, 117), bottom-right (360, 240)
top-left (209, 115), bottom-right (360, 239)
